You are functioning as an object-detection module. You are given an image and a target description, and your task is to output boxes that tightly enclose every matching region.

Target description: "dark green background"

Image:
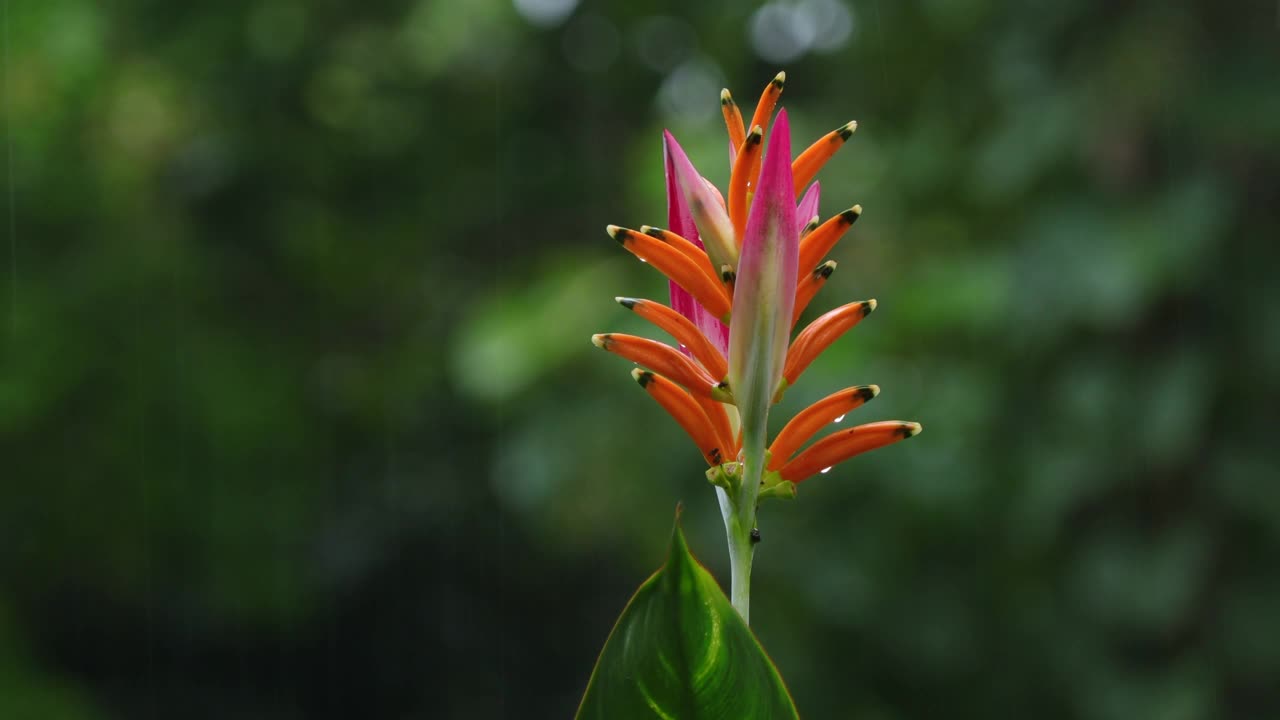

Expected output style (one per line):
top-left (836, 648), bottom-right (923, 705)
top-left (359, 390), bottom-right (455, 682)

top-left (4, 0), bottom-right (1278, 717)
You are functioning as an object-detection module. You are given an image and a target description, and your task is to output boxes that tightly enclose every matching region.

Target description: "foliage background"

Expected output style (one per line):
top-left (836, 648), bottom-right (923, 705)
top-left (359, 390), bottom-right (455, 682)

top-left (4, 0), bottom-right (1279, 716)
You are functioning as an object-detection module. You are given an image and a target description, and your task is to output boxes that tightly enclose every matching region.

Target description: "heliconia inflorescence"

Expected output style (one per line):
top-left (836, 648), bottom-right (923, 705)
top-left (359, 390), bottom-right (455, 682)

top-left (592, 72), bottom-right (921, 621)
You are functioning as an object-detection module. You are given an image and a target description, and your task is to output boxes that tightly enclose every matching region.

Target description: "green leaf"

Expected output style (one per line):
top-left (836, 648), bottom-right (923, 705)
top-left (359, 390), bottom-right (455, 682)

top-left (576, 510), bottom-right (800, 719)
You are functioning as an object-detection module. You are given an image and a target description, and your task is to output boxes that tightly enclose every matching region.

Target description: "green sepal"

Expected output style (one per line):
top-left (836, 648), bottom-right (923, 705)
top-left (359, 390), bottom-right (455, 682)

top-left (576, 508), bottom-right (800, 720)
top-left (711, 382), bottom-right (736, 404)
top-left (706, 462), bottom-right (742, 493)
top-left (758, 478), bottom-right (797, 501)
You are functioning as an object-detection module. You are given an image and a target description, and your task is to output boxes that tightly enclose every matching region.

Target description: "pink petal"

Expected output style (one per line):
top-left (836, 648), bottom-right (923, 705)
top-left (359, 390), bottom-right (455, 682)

top-left (664, 139), bottom-right (730, 359)
top-left (796, 181), bottom-right (821, 234)
top-left (663, 130), bottom-right (739, 272)
top-left (728, 109), bottom-right (799, 415)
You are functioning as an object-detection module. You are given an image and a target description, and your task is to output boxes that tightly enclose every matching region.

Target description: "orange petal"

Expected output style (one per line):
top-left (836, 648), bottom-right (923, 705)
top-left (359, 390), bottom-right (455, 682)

top-left (781, 299), bottom-right (876, 389)
top-left (747, 72), bottom-right (785, 144)
top-left (792, 260), bottom-right (836, 328)
top-left (779, 420), bottom-right (921, 483)
top-left (797, 206), bottom-right (860, 282)
top-left (768, 385), bottom-right (878, 470)
top-left (745, 71), bottom-right (785, 190)
top-left (720, 89), bottom-right (746, 157)
top-left (633, 369), bottom-right (731, 466)
top-left (608, 225), bottom-right (732, 321)
top-left (692, 392), bottom-right (738, 460)
top-left (639, 226), bottom-right (722, 291)
top-left (593, 333), bottom-right (727, 400)
top-left (616, 297), bottom-right (728, 381)
top-left (791, 121), bottom-right (856, 197)
top-left (728, 125), bottom-right (764, 246)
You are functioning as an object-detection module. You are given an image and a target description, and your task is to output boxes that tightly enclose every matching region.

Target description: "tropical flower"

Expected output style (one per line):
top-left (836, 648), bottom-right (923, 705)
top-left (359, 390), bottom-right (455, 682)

top-left (593, 72), bottom-right (920, 494)
top-left (592, 72), bottom-right (921, 622)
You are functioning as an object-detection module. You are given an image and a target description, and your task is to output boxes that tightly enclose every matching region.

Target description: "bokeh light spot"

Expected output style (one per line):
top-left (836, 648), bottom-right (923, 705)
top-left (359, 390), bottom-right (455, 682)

top-left (513, 0), bottom-right (579, 28)
top-left (749, 0), bottom-right (854, 63)
top-left (657, 58), bottom-right (726, 125)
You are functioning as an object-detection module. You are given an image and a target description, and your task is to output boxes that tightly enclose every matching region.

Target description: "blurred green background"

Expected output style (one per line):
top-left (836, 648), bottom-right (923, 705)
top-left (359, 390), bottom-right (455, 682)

top-left (4, 0), bottom-right (1279, 716)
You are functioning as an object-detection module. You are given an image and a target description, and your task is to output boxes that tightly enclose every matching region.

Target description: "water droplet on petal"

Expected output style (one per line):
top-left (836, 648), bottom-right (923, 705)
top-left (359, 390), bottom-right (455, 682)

top-left (833, 414), bottom-right (845, 423)
top-left (820, 466), bottom-right (833, 474)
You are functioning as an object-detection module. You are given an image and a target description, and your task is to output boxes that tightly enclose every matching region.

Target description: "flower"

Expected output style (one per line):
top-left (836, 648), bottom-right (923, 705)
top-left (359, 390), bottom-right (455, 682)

top-left (593, 72), bottom-right (920, 495)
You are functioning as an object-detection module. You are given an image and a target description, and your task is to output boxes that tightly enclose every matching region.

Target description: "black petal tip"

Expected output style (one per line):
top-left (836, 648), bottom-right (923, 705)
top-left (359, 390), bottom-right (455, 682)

top-left (607, 225), bottom-right (630, 244)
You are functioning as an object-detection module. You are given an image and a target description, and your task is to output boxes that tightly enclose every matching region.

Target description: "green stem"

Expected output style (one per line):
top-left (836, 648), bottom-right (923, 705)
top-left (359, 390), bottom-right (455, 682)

top-left (717, 487), bottom-right (755, 622)
top-left (719, 404), bottom-right (768, 625)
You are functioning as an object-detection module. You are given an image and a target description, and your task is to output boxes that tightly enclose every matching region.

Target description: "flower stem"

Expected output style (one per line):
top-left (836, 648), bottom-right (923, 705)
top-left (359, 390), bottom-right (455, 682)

top-left (719, 403), bottom-right (768, 625)
top-left (717, 486), bottom-right (756, 622)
